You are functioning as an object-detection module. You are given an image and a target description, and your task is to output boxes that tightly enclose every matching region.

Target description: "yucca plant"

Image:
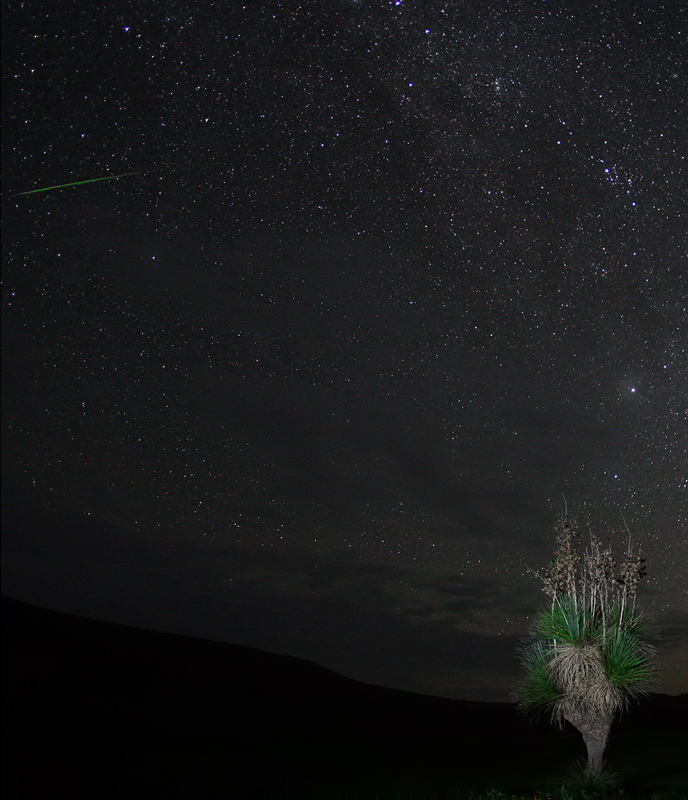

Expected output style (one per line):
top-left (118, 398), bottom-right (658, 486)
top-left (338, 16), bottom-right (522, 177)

top-left (513, 511), bottom-right (659, 782)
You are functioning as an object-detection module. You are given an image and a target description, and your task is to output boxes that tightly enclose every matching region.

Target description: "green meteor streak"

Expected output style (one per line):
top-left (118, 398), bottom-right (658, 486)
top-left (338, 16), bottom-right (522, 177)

top-left (11, 170), bottom-right (146, 196)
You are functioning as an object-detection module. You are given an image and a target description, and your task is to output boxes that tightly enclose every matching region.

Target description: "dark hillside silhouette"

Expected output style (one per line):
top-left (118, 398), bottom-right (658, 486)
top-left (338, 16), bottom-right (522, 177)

top-left (3, 597), bottom-right (686, 798)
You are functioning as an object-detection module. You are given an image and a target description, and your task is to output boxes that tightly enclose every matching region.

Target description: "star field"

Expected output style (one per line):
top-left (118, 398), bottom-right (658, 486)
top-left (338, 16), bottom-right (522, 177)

top-left (2, 0), bottom-right (687, 700)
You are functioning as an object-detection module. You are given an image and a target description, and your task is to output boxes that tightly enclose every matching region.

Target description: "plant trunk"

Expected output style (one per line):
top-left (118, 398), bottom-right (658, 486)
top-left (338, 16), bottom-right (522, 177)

top-left (564, 707), bottom-right (614, 779)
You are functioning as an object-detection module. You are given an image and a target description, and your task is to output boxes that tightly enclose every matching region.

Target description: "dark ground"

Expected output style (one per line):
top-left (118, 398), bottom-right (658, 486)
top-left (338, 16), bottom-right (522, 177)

top-left (3, 597), bottom-right (687, 799)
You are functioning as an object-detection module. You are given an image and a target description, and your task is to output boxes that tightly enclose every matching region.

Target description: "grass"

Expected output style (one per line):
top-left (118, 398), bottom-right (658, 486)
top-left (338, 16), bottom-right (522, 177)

top-left (461, 792), bottom-right (687, 800)
top-left (305, 790), bottom-right (687, 800)
top-left (461, 791), bottom-right (687, 799)
top-left (298, 764), bottom-right (688, 800)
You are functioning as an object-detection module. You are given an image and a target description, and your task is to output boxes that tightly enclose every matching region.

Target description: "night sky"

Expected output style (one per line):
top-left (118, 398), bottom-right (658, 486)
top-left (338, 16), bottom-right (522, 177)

top-left (2, 0), bottom-right (687, 702)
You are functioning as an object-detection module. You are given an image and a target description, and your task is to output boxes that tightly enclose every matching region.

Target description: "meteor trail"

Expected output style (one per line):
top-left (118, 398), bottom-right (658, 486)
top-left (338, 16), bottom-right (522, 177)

top-left (11, 170), bottom-right (148, 196)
